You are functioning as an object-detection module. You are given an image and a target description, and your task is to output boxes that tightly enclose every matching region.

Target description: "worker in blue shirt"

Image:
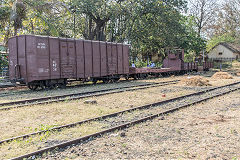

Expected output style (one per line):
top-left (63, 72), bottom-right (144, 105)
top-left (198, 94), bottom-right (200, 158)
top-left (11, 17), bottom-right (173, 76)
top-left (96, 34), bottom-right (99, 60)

top-left (150, 62), bottom-right (155, 68)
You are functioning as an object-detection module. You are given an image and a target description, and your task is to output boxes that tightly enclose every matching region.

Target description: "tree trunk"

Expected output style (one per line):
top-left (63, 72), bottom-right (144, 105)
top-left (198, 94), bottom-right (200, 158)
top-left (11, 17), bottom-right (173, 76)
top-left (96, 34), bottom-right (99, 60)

top-left (14, 27), bottom-right (18, 36)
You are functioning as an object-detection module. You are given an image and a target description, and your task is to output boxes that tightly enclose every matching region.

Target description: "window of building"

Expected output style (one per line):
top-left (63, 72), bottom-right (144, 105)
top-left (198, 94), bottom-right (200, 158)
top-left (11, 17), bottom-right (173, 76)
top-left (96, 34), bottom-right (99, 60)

top-left (219, 52), bottom-right (223, 55)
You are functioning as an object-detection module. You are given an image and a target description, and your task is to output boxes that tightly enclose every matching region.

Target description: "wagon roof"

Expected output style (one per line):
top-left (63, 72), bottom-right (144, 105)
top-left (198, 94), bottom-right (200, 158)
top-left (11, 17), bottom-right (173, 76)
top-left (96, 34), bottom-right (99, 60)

top-left (9, 35), bottom-right (131, 46)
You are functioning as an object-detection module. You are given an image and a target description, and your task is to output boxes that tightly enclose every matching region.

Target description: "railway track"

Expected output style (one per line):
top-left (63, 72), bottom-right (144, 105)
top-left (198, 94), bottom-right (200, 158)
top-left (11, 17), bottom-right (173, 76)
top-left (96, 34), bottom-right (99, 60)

top-left (0, 80), bottom-right (179, 111)
top-left (0, 76), bottom-right (176, 97)
top-left (0, 79), bottom-right (126, 97)
top-left (5, 81), bottom-right (240, 160)
top-left (0, 84), bottom-right (16, 88)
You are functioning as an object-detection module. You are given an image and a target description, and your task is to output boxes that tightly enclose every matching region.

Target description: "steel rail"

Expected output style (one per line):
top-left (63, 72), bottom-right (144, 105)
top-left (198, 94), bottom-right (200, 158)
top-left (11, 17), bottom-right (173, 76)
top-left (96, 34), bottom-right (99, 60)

top-left (2, 81), bottom-right (239, 146)
top-left (0, 78), bottom-right (137, 97)
top-left (0, 75), bottom-right (178, 97)
top-left (0, 80), bottom-right (179, 110)
top-left (0, 84), bottom-right (16, 88)
top-left (10, 82), bottom-right (240, 160)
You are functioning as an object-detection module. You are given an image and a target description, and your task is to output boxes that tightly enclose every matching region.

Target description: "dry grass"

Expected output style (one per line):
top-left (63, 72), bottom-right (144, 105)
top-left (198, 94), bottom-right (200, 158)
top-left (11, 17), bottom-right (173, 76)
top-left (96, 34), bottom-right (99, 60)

top-left (0, 81), bottom-right (152, 103)
top-left (0, 77), bottom-right (183, 103)
top-left (179, 76), bottom-right (211, 86)
top-left (1, 75), bottom-right (240, 159)
top-left (0, 85), bottom-right (195, 159)
top-left (232, 61), bottom-right (240, 69)
top-left (39, 91), bottom-right (240, 160)
top-left (0, 85), bottom-right (192, 140)
top-left (0, 86), bottom-right (26, 91)
top-left (0, 121), bottom-right (106, 159)
top-left (211, 72), bottom-right (233, 79)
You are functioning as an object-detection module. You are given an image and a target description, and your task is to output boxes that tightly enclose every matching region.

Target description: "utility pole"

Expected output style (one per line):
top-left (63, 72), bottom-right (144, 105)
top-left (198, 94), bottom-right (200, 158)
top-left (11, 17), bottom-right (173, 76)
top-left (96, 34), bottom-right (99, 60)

top-left (202, 49), bottom-right (205, 63)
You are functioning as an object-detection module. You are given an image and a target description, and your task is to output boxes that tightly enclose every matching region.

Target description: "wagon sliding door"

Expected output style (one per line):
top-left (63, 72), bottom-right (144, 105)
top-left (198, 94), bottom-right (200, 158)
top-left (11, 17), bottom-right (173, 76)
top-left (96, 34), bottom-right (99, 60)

top-left (60, 40), bottom-right (76, 79)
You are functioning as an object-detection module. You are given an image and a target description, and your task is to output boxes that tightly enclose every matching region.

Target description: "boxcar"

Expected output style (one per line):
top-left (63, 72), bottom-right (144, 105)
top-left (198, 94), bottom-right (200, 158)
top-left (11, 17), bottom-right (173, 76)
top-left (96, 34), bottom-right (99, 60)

top-left (8, 35), bottom-right (130, 89)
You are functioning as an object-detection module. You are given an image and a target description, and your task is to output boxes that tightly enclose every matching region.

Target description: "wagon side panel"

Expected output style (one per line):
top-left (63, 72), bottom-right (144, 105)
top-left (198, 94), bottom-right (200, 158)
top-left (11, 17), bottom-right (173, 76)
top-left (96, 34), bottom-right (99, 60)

top-left (49, 37), bottom-right (60, 79)
top-left (76, 40), bottom-right (85, 78)
top-left (59, 39), bottom-right (76, 79)
top-left (100, 42), bottom-right (107, 77)
top-left (123, 45), bottom-right (130, 74)
top-left (17, 36), bottom-right (28, 82)
top-left (8, 37), bottom-right (18, 82)
top-left (67, 40), bottom-right (77, 78)
top-left (107, 43), bottom-right (113, 75)
top-left (111, 43), bottom-right (118, 74)
top-left (117, 44), bottom-right (123, 74)
top-left (25, 35), bottom-right (38, 82)
top-left (35, 36), bottom-right (50, 81)
top-left (84, 40), bottom-right (93, 78)
top-left (92, 41), bottom-right (101, 77)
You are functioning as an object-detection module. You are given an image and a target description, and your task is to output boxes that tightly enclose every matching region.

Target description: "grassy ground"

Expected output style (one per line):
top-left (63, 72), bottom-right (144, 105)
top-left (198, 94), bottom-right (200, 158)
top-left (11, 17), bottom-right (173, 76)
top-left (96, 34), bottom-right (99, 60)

top-left (1, 77), bottom-right (240, 159)
top-left (0, 84), bottom-right (192, 139)
top-left (40, 90), bottom-right (240, 160)
top-left (1, 69), bottom-right (240, 159)
top-left (213, 60), bottom-right (240, 74)
top-left (0, 77), bottom-right (181, 103)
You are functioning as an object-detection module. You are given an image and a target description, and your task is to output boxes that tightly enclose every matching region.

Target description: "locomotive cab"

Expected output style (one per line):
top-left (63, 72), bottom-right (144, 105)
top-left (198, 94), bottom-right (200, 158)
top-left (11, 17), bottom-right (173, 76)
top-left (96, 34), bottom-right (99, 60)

top-left (163, 48), bottom-right (185, 71)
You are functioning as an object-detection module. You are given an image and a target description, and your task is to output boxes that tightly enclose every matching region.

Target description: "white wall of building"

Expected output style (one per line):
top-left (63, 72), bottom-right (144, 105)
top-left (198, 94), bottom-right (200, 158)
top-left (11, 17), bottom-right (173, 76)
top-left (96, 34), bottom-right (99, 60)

top-left (208, 45), bottom-right (239, 59)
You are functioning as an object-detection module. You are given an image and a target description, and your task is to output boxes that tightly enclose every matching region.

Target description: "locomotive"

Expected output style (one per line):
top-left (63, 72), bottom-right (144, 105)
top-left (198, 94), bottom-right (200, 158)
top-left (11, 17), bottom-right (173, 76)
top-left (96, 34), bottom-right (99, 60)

top-left (8, 35), bottom-right (213, 90)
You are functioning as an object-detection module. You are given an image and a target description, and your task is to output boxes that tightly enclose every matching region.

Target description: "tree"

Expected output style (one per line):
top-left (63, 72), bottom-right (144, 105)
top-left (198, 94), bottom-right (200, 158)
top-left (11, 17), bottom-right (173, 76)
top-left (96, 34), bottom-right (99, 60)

top-left (188, 0), bottom-right (218, 37)
top-left (211, 0), bottom-right (240, 37)
top-left (0, 0), bottom-right (206, 62)
top-left (206, 0), bottom-right (240, 51)
top-left (124, 0), bottom-right (189, 60)
top-left (72, 0), bottom-right (124, 41)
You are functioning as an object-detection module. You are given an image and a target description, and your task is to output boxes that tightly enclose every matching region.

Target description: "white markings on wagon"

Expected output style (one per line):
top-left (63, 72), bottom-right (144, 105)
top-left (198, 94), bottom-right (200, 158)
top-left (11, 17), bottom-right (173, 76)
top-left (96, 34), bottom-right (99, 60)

top-left (37, 43), bottom-right (46, 49)
top-left (52, 60), bottom-right (57, 71)
top-left (38, 68), bottom-right (44, 73)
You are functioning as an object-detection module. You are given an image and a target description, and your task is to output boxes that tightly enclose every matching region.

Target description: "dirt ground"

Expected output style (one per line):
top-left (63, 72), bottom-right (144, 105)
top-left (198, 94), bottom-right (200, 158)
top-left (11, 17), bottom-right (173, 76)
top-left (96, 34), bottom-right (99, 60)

top-left (1, 71), bottom-right (240, 159)
top-left (42, 90), bottom-right (240, 160)
top-left (0, 77), bottom-right (182, 103)
top-left (0, 84), bottom-right (193, 141)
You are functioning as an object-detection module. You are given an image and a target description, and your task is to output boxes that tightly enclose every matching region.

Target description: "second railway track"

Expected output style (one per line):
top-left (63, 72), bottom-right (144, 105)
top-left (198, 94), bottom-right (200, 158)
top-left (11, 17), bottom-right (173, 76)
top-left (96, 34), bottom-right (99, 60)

top-left (0, 80), bottom-right (179, 110)
top-left (2, 81), bottom-right (240, 160)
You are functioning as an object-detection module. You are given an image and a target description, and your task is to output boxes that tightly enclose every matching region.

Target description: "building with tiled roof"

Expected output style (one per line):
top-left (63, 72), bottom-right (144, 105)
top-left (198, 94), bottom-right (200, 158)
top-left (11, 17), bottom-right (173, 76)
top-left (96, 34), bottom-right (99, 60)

top-left (208, 42), bottom-right (240, 61)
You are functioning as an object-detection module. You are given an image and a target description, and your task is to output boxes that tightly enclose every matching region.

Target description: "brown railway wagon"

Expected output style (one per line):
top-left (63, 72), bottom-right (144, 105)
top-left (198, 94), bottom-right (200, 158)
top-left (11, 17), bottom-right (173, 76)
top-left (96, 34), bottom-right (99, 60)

top-left (8, 35), bottom-right (130, 89)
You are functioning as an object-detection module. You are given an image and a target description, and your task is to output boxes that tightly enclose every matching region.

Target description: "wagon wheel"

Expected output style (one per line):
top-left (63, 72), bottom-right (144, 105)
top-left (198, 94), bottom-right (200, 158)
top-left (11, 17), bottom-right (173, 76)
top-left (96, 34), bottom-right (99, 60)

top-left (58, 83), bottom-right (67, 89)
top-left (92, 79), bottom-right (98, 84)
top-left (102, 78), bottom-right (109, 83)
top-left (47, 84), bottom-right (56, 90)
top-left (133, 75), bottom-right (138, 80)
top-left (113, 77), bottom-right (120, 82)
top-left (28, 84), bottom-right (39, 90)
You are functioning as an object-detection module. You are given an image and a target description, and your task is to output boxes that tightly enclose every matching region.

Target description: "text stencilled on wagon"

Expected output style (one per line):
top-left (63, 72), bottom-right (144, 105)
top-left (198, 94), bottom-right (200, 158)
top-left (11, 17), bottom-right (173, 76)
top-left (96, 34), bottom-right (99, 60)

top-left (37, 43), bottom-right (46, 49)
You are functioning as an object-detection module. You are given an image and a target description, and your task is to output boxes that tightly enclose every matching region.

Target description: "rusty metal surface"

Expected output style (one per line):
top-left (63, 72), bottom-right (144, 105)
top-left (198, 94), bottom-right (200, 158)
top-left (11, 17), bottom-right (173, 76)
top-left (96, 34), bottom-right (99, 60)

top-left (163, 49), bottom-right (185, 71)
top-left (8, 35), bottom-right (130, 84)
top-left (100, 42), bottom-right (107, 76)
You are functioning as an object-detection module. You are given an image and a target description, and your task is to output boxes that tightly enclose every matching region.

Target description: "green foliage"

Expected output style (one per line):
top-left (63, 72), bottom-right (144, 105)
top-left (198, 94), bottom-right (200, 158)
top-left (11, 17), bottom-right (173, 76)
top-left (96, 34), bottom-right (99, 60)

top-left (0, 6), bottom-right (11, 21)
top-left (135, 60), bottom-right (148, 68)
top-left (134, 60), bottom-right (162, 68)
top-left (0, 0), bottom-right (207, 63)
top-left (0, 55), bottom-right (8, 67)
top-left (179, 16), bottom-right (206, 55)
top-left (35, 124), bottom-right (56, 132)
